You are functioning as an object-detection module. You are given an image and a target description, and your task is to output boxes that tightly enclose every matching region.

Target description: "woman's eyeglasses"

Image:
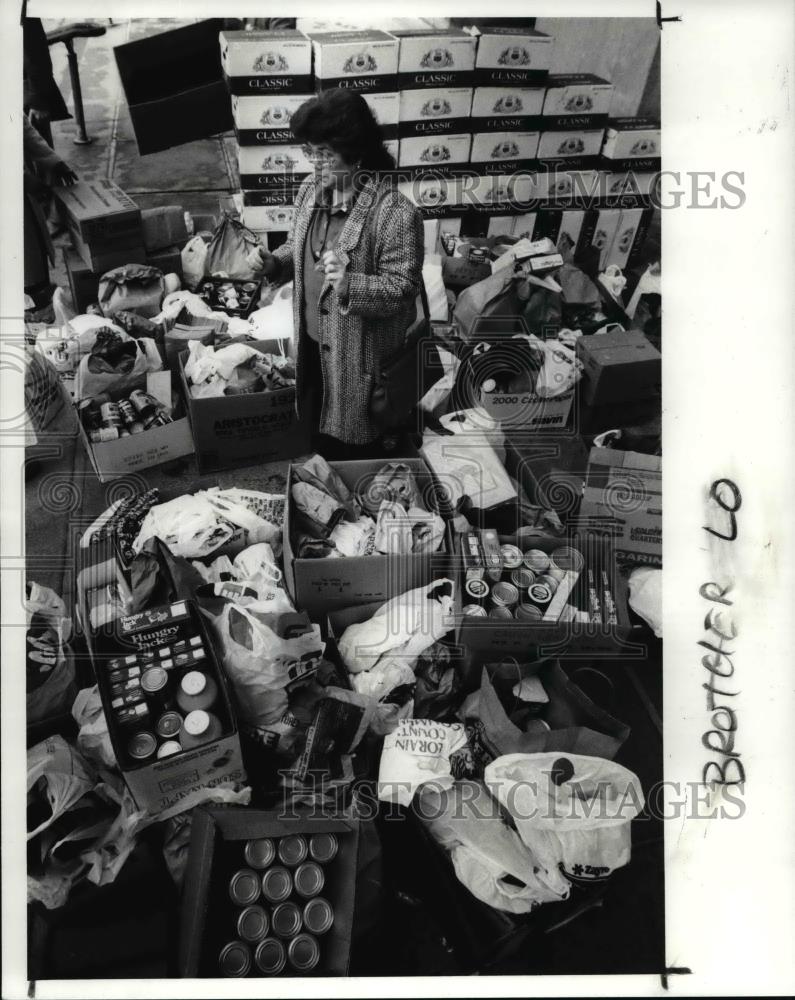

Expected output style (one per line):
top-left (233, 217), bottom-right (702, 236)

top-left (302, 145), bottom-right (340, 163)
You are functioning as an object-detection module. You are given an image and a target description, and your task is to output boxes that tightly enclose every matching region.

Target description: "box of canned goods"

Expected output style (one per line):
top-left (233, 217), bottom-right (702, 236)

top-left (179, 808), bottom-right (360, 977)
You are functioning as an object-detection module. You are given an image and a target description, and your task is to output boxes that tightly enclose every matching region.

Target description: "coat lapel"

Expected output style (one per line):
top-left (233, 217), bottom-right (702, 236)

top-left (317, 176), bottom-right (382, 302)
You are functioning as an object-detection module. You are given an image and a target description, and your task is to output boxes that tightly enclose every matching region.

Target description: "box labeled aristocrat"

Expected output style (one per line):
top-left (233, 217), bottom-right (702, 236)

top-left (220, 29), bottom-right (313, 94)
top-left (578, 448), bottom-right (662, 566)
top-left (470, 131), bottom-right (540, 173)
top-left (541, 73), bottom-right (614, 128)
top-left (474, 27), bottom-right (553, 85)
top-left (575, 330), bottom-right (661, 407)
top-left (231, 93), bottom-right (310, 145)
top-left (470, 86), bottom-right (545, 131)
top-left (309, 29), bottom-right (399, 92)
top-left (398, 87), bottom-right (473, 138)
top-left (392, 27), bottom-right (477, 88)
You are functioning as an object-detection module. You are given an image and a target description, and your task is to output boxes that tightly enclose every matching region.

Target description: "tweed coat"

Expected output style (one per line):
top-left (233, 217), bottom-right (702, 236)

top-left (272, 173), bottom-right (424, 444)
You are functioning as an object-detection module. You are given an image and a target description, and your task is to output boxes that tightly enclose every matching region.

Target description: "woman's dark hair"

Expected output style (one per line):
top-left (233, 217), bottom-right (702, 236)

top-left (291, 90), bottom-right (395, 171)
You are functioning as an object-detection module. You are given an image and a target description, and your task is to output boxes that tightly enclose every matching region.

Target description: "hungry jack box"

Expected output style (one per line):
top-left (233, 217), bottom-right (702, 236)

top-left (220, 29), bottom-right (313, 95)
top-left (391, 27), bottom-right (477, 88)
top-left (309, 29), bottom-right (399, 92)
top-left (578, 448), bottom-right (662, 566)
top-left (474, 27), bottom-right (554, 86)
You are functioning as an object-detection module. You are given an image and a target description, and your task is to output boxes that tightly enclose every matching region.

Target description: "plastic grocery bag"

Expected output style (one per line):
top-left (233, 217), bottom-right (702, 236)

top-left (72, 686), bottom-right (116, 769)
top-left (207, 214), bottom-right (263, 281)
top-left (181, 235), bottom-right (209, 290)
top-left (24, 348), bottom-right (67, 436)
top-left (208, 602), bottom-right (325, 726)
top-left (27, 736), bottom-right (97, 842)
top-left (485, 752), bottom-right (644, 884)
top-left (378, 719), bottom-right (467, 806)
top-left (98, 264), bottom-right (166, 319)
top-left (27, 582), bottom-right (76, 725)
top-left (628, 568), bottom-right (662, 637)
top-left (533, 338), bottom-right (583, 398)
top-left (248, 282), bottom-right (294, 342)
top-left (74, 330), bottom-right (162, 401)
top-left (453, 267), bottom-right (526, 342)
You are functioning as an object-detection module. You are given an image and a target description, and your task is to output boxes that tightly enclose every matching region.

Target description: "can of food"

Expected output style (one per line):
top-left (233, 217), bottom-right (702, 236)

top-left (303, 897), bottom-right (334, 935)
top-left (154, 711), bottom-right (182, 741)
top-left (141, 666), bottom-right (173, 713)
top-left (237, 904), bottom-right (269, 943)
top-left (294, 861), bottom-right (325, 899)
top-left (488, 606), bottom-right (514, 620)
top-left (156, 740), bottom-right (181, 759)
top-left (127, 731), bottom-right (156, 761)
top-left (254, 938), bottom-right (286, 976)
top-left (244, 838), bottom-right (276, 870)
top-left (469, 246), bottom-right (489, 264)
top-left (287, 933), bottom-right (320, 972)
top-left (278, 834), bottom-right (308, 867)
top-left (523, 549), bottom-right (551, 574)
top-left (261, 866), bottom-right (293, 903)
top-left (464, 578), bottom-right (490, 604)
top-left (491, 581), bottom-right (519, 609)
top-left (462, 604), bottom-right (489, 617)
top-left (229, 869), bottom-right (261, 907)
top-left (90, 426), bottom-right (119, 443)
top-left (510, 567), bottom-right (536, 590)
top-left (500, 544), bottom-right (524, 570)
top-left (308, 833), bottom-right (338, 864)
top-left (514, 602), bottom-right (543, 622)
top-left (535, 573), bottom-right (559, 595)
top-left (218, 941), bottom-right (251, 977)
top-left (527, 582), bottom-right (553, 607)
top-left (99, 402), bottom-right (122, 428)
top-left (551, 545), bottom-right (585, 574)
top-left (271, 901), bottom-right (303, 939)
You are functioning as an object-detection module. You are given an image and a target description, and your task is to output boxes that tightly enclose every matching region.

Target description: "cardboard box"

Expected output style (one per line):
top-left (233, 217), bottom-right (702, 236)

top-left (241, 204), bottom-right (295, 232)
top-left (231, 93), bottom-right (311, 145)
top-left (541, 73), bottom-right (615, 128)
top-left (179, 339), bottom-right (309, 474)
top-left (601, 116), bottom-right (661, 171)
top-left (140, 206), bottom-right (187, 252)
top-left (53, 179), bottom-right (142, 246)
top-left (537, 129), bottom-right (605, 163)
top-left (480, 388), bottom-right (574, 430)
top-left (599, 170), bottom-right (657, 208)
top-left (604, 207), bottom-right (646, 270)
top-left (383, 138), bottom-right (399, 164)
top-left (146, 243), bottom-right (183, 281)
top-left (398, 87), bottom-right (473, 138)
top-left (397, 176), bottom-right (468, 211)
top-left (453, 530), bottom-right (633, 656)
top-left (219, 28), bottom-right (313, 94)
top-left (575, 330), bottom-right (661, 407)
top-left (77, 588), bottom-right (245, 817)
top-left (63, 247), bottom-right (100, 313)
top-left (68, 229), bottom-right (147, 275)
top-left (392, 27), bottom-right (477, 88)
top-left (474, 27), bottom-right (553, 85)
top-left (283, 457), bottom-right (449, 617)
top-left (241, 184), bottom-right (305, 207)
top-left (74, 374), bottom-right (194, 482)
top-left (589, 207), bottom-right (623, 269)
top-left (579, 448), bottom-right (662, 565)
top-left (238, 145), bottom-right (313, 189)
top-left (179, 808), bottom-right (359, 977)
top-left (534, 169), bottom-right (599, 204)
top-left (470, 86), bottom-right (545, 131)
top-left (470, 131), bottom-right (540, 172)
top-left (398, 133), bottom-right (472, 174)
top-left (511, 213), bottom-right (539, 240)
top-left (309, 29), bottom-right (399, 92)
top-left (114, 19), bottom-right (234, 155)
top-left (361, 91), bottom-right (400, 139)
top-left (504, 432), bottom-right (589, 516)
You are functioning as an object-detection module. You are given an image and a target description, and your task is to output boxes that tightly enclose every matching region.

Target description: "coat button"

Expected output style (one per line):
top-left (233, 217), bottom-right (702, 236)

top-left (319, 308), bottom-right (329, 316)
top-left (322, 344), bottom-right (331, 352)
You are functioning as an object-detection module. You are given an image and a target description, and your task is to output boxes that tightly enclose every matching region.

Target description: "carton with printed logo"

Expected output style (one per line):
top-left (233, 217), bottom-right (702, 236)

top-left (600, 116), bottom-right (661, 171)
top-left (237, 144), bottom-right (313, 189)
top-left (240, 204), bottom-right (295, 233)
top-left (231, 93), bottom-right (310, 145)
top-left (392, 27), bottom-right (477, 88)
top-left (398, 134), bottom-right (473, 177)
top-left (361, 91), bottom-right (400, 139)
top-left (474, 27), bottom-right (554, 85)
top-left (470, 85), bottom-right (545, 131)
top-left (309, 29), bottom-right (399, 92)
top-left (470, 131), bottom-right (540, 173)
top-left (220, 29), bottom-right (313, 95)
top-left (398, 87), bottom-right (474, 138)
top-left (541, 73), bottom-right (615, 128)
top-left (537, 129), bottom-right (605, 169)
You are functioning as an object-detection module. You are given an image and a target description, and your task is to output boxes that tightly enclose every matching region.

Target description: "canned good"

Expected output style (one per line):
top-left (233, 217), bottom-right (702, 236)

top-left (514, 602), bottom-right (543, 622)
top-left (90, 427), bottom-right (119, 443)
top-left (500, 544), bottom-right (524, 570)
top-left (287, 933), bottom-right (320, 972)
top-left (308, 833), bottom-right (338, 864)
top-left (462, 604), bottom-right (488, 617)
top-left (271, 901), bottom-right (302, 939)
top-left (100, 402), bottom-right (122, 428)
top-left (261, 866), bottom-right (293, 903)
top-left (528, 582), bottom-right (553, 607)
top-left (218, 941), bottom-right (251, 977)
top-left (254, 938), bottom-right (287, 975)
top-left (156, 740), bottom-right (181, 759)
top-left (303, 897), bottom-right (334, 935)
top-left (127, 731), bottom-right (157, 761)
top-left (278, 834), bottom-right (308, 867)
top-left (491, 581), bottom-right (519, 609)
top-left (464, 578), bottom-right (490, 603)
top-left (155, 711), bottom-right (182, 740)
top-left (244, 838), bottom-right (276, 870)
top-left (488, 606), bottom-right (514, 620)
top-left (229, 869), bottom-right (261, 907)
top-left (141, 666), bottom-right (173, 713)
top-left (237, 904), bottom-right (269, 943)
top-left (294, 861), bottom-right (325, 899)
top-left (551, 545), bottom-right (585, 574)
top-left (535, 574), bottom-right (559, 595)
top-left (523, 549), bottom-right (551, 574)
top-left (510, 567), bottom-right (535, 590)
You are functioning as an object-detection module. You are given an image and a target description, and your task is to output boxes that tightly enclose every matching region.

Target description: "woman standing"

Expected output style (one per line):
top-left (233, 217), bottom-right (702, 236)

top-left (251, 89), bottom-right (424, 458)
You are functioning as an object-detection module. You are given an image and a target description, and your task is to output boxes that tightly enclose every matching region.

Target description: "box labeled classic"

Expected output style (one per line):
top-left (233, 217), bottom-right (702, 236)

top-left (600, 116), bottom-right (661, 171)
top-left (398, 134), bottom-right (473, 175)
top-left (398, 87), bottom-right (474, 138)
top-left (361, 91), bottom-right (400, 139)
top-left (470, 131), bottom-right (540, 173)
top-left (237, 145), bottom-right (313, 188)
top-left (220, 29), bottom-right (313, 94)
top-left (474, 27), bottom-right (553, 85)
top-left (537, 129), bottom-right (605, 167)
top-left (470, 86), bottom-right (545, 131)
top-left (541, 73), bottom-right (615, 128)
top-left (392, 27), bottom-right (477, 88)
top-left (231, 93), bottom-right (310, 145)
top-left (309, 29), bottom-right (399, 92)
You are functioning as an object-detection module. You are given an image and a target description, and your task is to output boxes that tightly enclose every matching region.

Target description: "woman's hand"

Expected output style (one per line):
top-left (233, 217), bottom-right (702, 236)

top-left (246, 243), bottom-right (279, 277)
top-left (320, 250), bottom-right (349, 300)
top-left (50, 161), bottom-right (78, 187)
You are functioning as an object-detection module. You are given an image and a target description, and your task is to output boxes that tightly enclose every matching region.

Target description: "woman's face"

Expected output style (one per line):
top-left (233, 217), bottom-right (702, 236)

top-left (302, 143), bottom-right (354, 191)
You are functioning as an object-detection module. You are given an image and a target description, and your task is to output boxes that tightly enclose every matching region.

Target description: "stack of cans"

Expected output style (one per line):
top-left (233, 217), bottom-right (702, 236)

top-left (218, 832), bottom-right (339, 977)
top-left (80, 390), bottom-right (174, 444)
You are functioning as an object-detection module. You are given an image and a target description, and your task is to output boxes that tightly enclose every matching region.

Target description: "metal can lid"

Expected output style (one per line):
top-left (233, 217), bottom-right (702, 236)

top-left (219, 941), bottom-right (251, 977)
top-left (237, 905), bottom-right (269, 943)
top-left (156, 740), bottom-right (181, 759)
top-left (229, 869), bottom-right (261, 907)
top-left (278, 834), bottom-right (308, 867)
top-left (488, 606), bottom-right (514, 620)
top-left (551, 545), bottom-right (585, 573)
top-left (287, 932), bottom-right (320, 972)
top-left (536, 574), bottom-right (559, 594)
top-left (127, 731), bottom-right (157, 760)
top-left (308, 833), bottom-right (338, 864)
top-left (510, 567), bottom-right (535, 589)
top-left (303, 897), bottom-right (334, 935)
top-left (462, 604), bottom-right (488, 617)
top-left (528, 582), bottom-right (553, 604)
top-left (180, 670), bottom-right (207, 697)
top-left (155, 711), bottom-right (183, 739)
top-left (261, 866), bottom-right (293, 903)
top-left (500, 544), bottom-right (524, 569)
top-left (491, 581), bottom-right (519, 607)
top-left (244, 838), bottom-right (276, 870)
top-left (464, 578), bottom-right (490, 600)
top-left (183, 709), bottom-right (210, 737)
top-left (271, 901), bottom-right (303, 939)
top-left (254, 938), bottom-right (287, 975)
top-left (141, 666), bottom-right (168, 694)
top-left (514, 603), bottom-right (543, 622)
top-left (294, 862), bottom-right (325, 899)
top-left (523, 549), bottom-right (551, 573)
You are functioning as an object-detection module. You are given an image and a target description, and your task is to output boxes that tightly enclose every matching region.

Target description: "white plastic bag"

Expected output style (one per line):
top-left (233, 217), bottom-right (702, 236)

top-left (628, 567), bottom-right (662, 637)
top-left (378, 719), bottom-right (467, 806)
top-left (248, 281), bottom-right (294, 342)
top-left (534, 339), bottom-right (583, 398)
top-left (181, 235), bottom-right (209, 290)
top-left (72, 686), bottom-right (117, 769)
top-left (485, 753), bottom-right (644, 884)
top-left (27, 583), bottom-right (75, 724)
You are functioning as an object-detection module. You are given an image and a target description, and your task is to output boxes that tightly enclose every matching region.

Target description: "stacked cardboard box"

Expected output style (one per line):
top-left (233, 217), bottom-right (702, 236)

top-left (53, 180), bottom-right (146, 274)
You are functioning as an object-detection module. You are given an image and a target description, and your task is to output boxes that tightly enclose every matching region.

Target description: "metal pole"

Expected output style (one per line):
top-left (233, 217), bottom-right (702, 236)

top-left (65, 39), bottom-right (92, 145)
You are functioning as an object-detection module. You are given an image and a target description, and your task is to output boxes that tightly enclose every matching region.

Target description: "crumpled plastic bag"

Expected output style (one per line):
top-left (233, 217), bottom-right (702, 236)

top-left (350, 656), bottom-right (416, 703)
top-left (531, 338), bottom-right (583, 399)
top-left (372, 501), bottom-right (444, 555)
top-left (248, 281), bottom-right (295, 342)
top-left (181, 235), bottom-right (210, 290)
top-left (27, 736), bottom-right (97, 843)
top-left (413, 642), bottom-right (460, 721)
top-left (328, 516), bottom-right (375, 557)
top-left (378, 719), bottom-right (467, 806)
top-left (129, 536), bottom-right (206, 613)
top-left (98, 264), bottom-right (165, 319)
top-left (628, 567), bottom-right (662, 637)
top-left (207, 214), bottom-right (262, 281)
top-left (75, 329), bottom-right (162, 401)
top-left (72, 686), bottom-right (116, 770)
top-left (358, 462), bottom-right (421, 516)
top-left (26, 582), bottom-right (75, 724)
